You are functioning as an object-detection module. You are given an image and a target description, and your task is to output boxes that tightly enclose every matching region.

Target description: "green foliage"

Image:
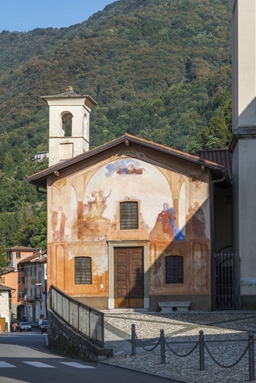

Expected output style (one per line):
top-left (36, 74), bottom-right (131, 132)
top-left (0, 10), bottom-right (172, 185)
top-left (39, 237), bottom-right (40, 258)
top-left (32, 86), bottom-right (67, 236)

top-left (0, 0), bottom-right (232, 249)
top-left (12, 207), bottom-right (47, 250)
top-left (0, 244), bottom-right (8, 272)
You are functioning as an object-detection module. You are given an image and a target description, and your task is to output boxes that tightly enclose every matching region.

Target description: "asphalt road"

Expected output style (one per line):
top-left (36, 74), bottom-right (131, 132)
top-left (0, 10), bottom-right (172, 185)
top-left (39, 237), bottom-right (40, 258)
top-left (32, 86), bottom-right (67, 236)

top-left (0, 329), bottom-right (172, 383)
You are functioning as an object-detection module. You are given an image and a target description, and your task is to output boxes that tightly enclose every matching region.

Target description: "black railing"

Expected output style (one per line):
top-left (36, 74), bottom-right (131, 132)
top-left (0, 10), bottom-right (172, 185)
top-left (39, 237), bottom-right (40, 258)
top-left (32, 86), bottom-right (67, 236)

top-left (131, 324), bottom-right (255, 381)
top-left (50, 285), bottom-right (104, 347)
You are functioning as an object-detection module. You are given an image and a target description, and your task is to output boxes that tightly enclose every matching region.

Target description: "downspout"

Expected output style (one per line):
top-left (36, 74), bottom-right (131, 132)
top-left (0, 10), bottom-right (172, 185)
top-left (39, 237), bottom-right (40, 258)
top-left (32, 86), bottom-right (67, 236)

top-left (210, 172), bottom-right (226, 311)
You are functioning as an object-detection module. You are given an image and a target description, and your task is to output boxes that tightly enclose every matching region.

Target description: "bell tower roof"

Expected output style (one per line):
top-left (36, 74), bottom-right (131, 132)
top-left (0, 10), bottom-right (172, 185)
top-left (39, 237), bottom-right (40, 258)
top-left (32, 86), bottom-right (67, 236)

top-left (41, 86), bottom-right (97, 109)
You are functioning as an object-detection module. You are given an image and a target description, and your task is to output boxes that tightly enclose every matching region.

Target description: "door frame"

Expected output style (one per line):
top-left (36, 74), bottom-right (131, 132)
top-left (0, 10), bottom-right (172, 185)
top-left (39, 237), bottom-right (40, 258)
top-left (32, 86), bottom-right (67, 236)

top-left (107, 240), bottom-right (149, 309)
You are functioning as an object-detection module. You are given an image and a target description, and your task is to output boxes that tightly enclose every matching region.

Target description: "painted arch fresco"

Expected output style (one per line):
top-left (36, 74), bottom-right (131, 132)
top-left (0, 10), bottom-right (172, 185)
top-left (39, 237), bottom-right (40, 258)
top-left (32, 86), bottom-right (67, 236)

top-left (50, 157), bottom-right (209, 242)
top-left (49, 156), bottom-right (210, 300)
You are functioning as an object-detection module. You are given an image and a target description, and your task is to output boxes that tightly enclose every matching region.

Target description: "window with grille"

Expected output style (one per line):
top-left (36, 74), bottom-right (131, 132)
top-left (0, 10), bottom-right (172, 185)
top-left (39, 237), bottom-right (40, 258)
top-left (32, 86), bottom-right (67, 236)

top-left (120, 201), bottom-right (138, 230)
top-left (165, 256), bottom-right (184, 284)
top-left (74, 257), bottom-right (92, 284)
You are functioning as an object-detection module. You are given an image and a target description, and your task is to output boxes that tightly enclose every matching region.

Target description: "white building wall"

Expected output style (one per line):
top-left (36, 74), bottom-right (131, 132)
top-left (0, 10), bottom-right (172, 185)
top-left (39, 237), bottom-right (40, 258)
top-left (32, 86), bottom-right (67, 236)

top-left (232, 0), bottom-right (256, 130)
top-left (0, 291), bottom-right (10, 331)
top-left (232, 0), bottom-right (256, 303)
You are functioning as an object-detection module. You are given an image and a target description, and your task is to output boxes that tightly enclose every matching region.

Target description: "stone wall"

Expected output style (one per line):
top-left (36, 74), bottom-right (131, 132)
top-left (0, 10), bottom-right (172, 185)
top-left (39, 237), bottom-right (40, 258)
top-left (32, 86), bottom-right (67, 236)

top-left (47, 310), bottom-right (113, 362)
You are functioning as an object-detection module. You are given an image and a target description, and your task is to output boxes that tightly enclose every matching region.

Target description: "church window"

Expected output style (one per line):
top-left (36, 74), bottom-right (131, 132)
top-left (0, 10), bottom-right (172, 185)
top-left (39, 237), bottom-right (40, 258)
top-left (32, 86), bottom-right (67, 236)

top-left (165, 256), bottom-right (184, 284)
top-left (74, 257), bottom-right (92, 284)
top-left (120, 201), bottom-right (138, 230)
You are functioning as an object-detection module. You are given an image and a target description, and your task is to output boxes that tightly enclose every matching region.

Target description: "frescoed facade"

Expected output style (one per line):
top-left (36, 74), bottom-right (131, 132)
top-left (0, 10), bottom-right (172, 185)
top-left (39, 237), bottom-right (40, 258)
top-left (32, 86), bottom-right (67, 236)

top-left (28, 89), bottom-right (229, 311)
top-left (46, 155), bottom-right (212, 310)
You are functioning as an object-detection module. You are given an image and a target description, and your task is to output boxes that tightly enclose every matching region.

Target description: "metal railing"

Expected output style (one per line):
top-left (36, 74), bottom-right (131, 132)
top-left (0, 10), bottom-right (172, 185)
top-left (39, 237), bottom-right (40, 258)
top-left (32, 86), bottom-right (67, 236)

top-left (50, 285), bottom-right (104, 347)
top-left (131, 324), bottom-right (255, 381)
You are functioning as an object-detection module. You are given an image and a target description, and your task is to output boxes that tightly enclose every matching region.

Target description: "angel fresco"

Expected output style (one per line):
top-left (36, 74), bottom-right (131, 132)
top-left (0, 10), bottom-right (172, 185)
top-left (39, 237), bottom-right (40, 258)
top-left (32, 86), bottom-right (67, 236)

top-left (150, 203), bottom-right (185, 241)
top-left (83, 190), bottom-right (111, 221)
top-left (105, 159), bottom-right (145, 177)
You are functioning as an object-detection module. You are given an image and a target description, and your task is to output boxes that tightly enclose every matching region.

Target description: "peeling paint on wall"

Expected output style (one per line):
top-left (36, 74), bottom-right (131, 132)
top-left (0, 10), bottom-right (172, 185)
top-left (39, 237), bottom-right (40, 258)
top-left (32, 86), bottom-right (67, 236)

top-left (48, 154), bottom-right (211, 306)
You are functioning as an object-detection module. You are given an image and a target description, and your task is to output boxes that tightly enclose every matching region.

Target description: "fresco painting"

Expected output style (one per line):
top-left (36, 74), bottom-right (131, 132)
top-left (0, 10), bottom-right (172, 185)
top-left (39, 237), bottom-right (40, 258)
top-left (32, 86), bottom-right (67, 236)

top-left (105, 159), bottom-right (145, 176)
top-left (81, 158), bottom-right (187, 237)
top-left (49, 157), bottom-right (209, 244)
top-left (150, 203), bottom-right (185, 241)
top-left (48, 156), bottom-right (211, 301)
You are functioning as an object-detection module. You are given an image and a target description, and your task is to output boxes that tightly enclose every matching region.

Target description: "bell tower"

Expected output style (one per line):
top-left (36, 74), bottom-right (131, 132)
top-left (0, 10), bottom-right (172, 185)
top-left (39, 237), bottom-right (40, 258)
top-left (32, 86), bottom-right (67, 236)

top-left (41, 86), bottom-right (97, 166)
top-left (231, 0), bottom-right (256, 307)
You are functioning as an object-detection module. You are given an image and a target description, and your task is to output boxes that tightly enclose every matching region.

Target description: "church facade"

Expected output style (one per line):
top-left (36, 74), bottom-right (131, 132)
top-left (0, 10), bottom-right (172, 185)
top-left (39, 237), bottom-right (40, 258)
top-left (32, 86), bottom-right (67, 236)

top-left (28, 88), bottom-right (232, 311)
top-left (27, 0), bottom-right (256, 311)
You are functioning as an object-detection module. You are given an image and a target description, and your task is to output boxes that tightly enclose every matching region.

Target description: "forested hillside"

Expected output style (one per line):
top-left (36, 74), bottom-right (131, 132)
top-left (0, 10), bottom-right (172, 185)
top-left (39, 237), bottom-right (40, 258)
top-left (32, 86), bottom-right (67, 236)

top-left (0, 0), bottom-right (232, 254)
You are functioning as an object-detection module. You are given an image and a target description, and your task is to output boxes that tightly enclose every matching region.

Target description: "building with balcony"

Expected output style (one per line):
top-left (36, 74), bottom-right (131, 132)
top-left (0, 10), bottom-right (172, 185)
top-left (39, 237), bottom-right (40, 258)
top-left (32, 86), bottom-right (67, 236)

top-left (2, 246), bottom-right (38, 319)
top-left (19, 251), bottom-right (47, 323)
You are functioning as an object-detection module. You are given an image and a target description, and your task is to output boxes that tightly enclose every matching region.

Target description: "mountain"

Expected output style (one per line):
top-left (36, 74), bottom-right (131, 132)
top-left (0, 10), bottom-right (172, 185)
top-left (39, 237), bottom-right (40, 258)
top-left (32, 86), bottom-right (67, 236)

top-left (0, 0), bottom-right (232, 249)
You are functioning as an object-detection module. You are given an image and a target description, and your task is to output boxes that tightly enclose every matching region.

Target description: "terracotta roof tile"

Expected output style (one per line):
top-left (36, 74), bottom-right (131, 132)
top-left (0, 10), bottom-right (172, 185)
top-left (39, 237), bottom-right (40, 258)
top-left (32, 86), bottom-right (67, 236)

top-left (197, 150), bottom-right (232, 180)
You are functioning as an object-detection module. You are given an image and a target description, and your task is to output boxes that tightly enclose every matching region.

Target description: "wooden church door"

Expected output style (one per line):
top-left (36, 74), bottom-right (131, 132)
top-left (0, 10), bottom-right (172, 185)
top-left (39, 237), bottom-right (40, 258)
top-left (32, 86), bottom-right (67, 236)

top-left (114, 247), bottom-right (144, 308)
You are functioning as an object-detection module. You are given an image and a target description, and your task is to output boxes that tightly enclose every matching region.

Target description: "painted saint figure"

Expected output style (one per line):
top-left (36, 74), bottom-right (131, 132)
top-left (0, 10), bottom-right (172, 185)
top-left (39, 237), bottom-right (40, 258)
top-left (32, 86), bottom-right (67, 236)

top-left (51, 206), bottom-right (67, 241)
top-left (150, 203), bottom-right (185, 241)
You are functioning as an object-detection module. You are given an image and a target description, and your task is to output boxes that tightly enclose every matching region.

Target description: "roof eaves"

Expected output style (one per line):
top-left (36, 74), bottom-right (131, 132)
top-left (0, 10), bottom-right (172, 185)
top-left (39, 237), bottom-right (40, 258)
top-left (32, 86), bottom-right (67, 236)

top-left (27, 134), bottom-right (228, 186)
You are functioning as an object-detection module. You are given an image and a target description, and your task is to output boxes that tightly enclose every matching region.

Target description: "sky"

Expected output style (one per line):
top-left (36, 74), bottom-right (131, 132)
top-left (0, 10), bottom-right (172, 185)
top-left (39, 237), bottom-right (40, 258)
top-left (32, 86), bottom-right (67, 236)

top-left (0, 0), bottom-right (116, 33)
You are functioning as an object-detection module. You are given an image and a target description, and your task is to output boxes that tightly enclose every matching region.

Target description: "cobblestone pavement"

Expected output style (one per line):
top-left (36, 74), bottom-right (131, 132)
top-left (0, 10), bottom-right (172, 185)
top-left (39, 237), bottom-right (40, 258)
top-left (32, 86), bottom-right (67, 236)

top-left (102, 311), bottom-right (256, 383)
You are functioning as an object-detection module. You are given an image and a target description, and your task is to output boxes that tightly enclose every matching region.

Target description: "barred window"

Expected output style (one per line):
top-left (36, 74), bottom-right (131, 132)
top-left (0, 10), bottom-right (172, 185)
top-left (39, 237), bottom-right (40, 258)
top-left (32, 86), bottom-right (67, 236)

top-left (165, 256), bottom-right (184, 284)
top-left (120, 201), bottom-right (138, 230)
top-left (75, 257), bottom-right (92, 284)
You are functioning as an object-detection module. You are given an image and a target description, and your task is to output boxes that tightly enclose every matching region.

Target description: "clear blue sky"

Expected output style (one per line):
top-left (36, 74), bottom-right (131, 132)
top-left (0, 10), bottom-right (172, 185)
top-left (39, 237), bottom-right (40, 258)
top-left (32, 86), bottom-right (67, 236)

top-left (0, 0), bottom-right (116, 33)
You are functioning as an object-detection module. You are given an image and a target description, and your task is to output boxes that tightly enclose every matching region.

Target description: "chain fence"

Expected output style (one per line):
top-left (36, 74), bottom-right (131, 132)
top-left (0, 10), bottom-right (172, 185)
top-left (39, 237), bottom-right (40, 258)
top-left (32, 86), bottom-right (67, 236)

top-left (131, 324), bottom-right (255, 381)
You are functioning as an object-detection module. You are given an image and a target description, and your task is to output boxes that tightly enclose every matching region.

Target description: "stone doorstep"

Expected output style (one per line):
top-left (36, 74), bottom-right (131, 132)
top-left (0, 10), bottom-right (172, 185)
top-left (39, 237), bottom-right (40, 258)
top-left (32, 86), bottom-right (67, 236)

top-left (158, 301), bottom-right (191, 313)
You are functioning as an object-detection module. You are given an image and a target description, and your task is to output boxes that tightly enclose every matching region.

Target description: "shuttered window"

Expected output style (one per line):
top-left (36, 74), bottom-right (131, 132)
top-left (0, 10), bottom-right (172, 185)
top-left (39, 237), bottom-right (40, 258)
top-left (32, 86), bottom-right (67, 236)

top-left (120, 201), bottom-right (138, 230)
top-left (165, 256), bottom-right (184, 284)
top-left (75, 257), bottom-right (92, 284)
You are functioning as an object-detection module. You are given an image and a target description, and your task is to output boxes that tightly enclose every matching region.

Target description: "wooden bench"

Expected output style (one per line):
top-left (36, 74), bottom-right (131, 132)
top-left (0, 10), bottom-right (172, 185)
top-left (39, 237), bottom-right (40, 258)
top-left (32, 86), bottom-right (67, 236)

top-left (158, 301), bottom-right (191, 313)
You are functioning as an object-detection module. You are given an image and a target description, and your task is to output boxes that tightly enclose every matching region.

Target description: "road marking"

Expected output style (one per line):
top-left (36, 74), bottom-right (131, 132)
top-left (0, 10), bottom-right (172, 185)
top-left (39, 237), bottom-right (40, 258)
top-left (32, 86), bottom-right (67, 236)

top-left (60, 362), bottom-right (95, 369)
top-left (23, 362), bottom-right (55, 368)
top-left (0, 362), bottom-right (16, 368)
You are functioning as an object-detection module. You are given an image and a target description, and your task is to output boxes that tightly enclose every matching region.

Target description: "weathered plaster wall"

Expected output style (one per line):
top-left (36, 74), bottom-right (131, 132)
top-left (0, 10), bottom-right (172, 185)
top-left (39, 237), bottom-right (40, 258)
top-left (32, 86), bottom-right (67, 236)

top-left (47, 154), bottom-right (211, 309)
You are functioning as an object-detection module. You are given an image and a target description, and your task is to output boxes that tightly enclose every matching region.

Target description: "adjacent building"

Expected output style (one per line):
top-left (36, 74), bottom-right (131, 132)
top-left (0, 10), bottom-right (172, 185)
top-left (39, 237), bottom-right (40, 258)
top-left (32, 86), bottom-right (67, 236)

top-left (3, 246), bottom-right (38, 319)
top-left (18, 251), bottom-right (47, 322)
top-left (0, 284), bottom-right (15, 331)
top-left (1, 247), bottom-right (47, 322)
